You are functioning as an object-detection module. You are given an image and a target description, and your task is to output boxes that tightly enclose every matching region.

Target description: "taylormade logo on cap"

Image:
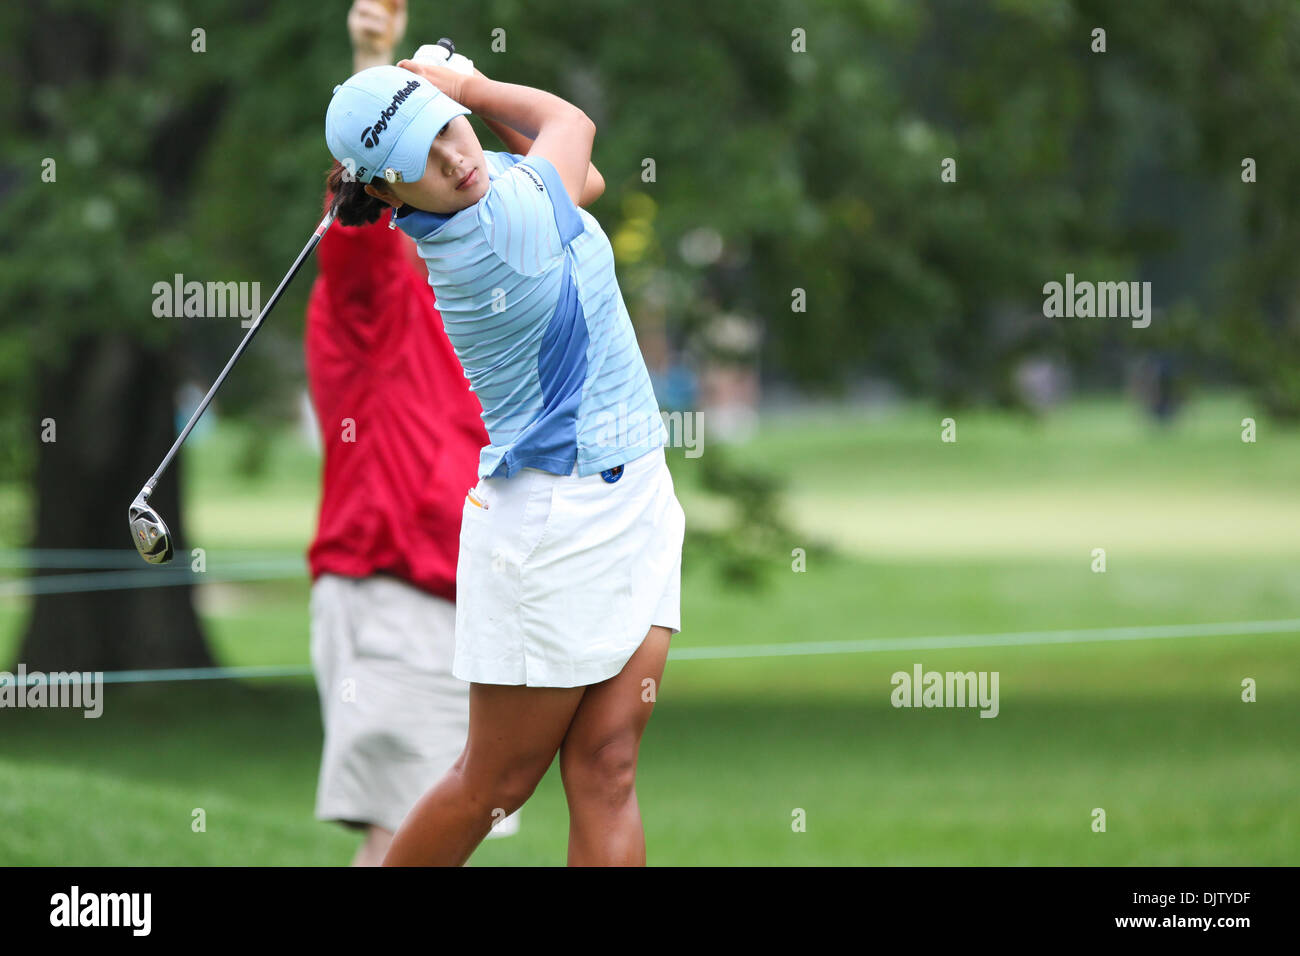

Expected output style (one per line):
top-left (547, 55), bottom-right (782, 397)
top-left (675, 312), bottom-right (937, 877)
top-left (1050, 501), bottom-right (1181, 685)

top-left (326, 65), bottom-right (470, 186)
top-left (360, 78), bottom-right (421, 148)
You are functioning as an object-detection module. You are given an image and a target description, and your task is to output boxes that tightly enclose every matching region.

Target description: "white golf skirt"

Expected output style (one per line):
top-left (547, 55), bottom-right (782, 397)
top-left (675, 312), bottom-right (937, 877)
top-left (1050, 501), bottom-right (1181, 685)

top-left (454, 446), bottom-right (685, 687)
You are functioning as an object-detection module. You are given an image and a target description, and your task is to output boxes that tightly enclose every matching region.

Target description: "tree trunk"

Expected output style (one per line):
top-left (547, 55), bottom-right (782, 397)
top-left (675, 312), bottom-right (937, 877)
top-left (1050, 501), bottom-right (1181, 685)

top-left (16, 334), bottom-right (214, 672)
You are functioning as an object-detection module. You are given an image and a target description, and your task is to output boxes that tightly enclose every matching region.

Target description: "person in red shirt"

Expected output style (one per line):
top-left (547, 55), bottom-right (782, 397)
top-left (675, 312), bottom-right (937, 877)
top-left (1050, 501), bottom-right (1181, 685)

top-left (303, 0), bottom-right (607, 864)
top-left (305, 170), bottom-right (494, 864)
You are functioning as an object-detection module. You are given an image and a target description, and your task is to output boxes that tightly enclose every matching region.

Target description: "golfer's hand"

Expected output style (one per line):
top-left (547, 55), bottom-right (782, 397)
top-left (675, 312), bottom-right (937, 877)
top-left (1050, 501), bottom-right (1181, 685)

top-left (349, 0), bottom-right (407, 68)
top-left (397, 58), bottom-right (468, 103)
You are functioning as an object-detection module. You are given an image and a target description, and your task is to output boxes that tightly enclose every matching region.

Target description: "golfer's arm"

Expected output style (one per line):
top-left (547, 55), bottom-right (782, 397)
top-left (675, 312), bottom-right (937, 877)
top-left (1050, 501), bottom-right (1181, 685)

top-left (479, 112), bottom-right (606, 207)
top-left (456, 73), bottom-right (596, 206)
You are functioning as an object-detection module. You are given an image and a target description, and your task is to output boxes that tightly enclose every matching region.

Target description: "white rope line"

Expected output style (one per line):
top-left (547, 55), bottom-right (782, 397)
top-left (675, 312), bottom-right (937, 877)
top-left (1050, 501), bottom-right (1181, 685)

top-left (0, 559), bottom-right (307, 598)
top-left (10, 665), bottom-right (312, 686)
top-left (11, 617), bottom-right (1295, 685)
top-left (0, 549), bottom-right (305, 570)
top-left (669, 617), bottom-right (1300, 660)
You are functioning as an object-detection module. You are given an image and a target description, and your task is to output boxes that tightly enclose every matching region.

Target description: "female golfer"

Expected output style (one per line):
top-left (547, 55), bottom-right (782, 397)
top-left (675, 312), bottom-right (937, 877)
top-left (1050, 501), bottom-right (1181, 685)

top-left (306, 1), bottom-right (532, 865)
top-left (323, 58), bottom-right (685, 866)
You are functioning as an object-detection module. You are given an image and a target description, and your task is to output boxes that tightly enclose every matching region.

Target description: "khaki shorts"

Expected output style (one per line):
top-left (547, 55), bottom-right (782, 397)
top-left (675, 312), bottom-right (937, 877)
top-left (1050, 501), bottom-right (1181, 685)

top-left (311, 573), bottom-right (495, 834)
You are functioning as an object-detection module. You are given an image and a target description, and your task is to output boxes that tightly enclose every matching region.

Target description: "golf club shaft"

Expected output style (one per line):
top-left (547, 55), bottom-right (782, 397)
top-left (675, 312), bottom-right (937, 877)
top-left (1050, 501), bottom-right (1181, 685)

top-left (141, 208), bottom-right (336, 498)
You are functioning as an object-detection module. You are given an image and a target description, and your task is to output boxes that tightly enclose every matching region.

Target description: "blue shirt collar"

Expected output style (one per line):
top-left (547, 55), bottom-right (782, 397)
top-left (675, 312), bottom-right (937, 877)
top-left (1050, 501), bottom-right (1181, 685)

top-left (393, 203), bottom-right (455, 241)
top-left (393, 161), bottom-right (507, 241)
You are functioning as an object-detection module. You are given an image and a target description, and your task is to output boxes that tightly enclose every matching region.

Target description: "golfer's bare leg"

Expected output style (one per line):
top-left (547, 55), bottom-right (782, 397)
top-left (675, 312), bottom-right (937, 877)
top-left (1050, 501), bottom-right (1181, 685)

top-left (350, 825), bottom-right (392, 867)
top-left (383, 682), bottom-right (584, 866)
top-left (559, 625), bottom-right (672, 866)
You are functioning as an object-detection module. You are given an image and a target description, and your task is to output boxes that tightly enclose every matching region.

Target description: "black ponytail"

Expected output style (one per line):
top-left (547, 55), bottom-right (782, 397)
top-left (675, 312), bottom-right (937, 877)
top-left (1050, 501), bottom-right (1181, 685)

top-left (326, 161), bottom-right (391, 226)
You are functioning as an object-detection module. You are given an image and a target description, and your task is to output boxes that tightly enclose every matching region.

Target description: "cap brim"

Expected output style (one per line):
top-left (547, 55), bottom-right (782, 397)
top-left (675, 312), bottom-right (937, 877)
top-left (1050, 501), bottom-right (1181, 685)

top-left (382, 93), bottom-right (471, 183)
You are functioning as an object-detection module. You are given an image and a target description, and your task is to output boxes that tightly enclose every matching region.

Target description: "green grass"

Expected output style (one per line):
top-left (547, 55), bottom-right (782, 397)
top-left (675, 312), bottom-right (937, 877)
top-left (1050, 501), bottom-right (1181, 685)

top-left (0, 394), bottom-right (1297, 864)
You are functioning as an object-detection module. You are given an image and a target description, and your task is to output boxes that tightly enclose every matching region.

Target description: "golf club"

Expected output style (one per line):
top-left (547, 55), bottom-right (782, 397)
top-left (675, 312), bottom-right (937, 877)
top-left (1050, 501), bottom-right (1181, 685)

top-left (129, 208), bottom-right (336, 564)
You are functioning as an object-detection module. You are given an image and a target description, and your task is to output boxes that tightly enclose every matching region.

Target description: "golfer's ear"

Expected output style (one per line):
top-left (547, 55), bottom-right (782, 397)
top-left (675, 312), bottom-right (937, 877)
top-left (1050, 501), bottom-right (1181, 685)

top-left (364, 184), bottom-right (402, 208)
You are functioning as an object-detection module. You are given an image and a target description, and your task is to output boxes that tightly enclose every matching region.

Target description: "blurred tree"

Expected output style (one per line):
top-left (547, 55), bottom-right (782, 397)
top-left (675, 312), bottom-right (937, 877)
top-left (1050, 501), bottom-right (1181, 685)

top-left (20, 334), bottom-right (208, 671)
top-left (1079, 0), bottom-right (1300, 417)
top-left (0, 2), bottom-right (237, 669)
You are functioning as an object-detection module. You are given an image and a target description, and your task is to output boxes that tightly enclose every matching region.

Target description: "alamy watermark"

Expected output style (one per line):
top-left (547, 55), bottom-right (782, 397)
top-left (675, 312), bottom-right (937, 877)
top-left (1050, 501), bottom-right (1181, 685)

top-left (50, 886), bottom-right (150, 936)
top-left (1042, 273), bottom-right (1151, 328)
top-left (593, 404), bottom-right (704, 458)
top-left (152, 274), bottom-right (262, 326)
top-left (0, 665), bottom-right (103, 718)
top-left (890, 663), bottom-right (999, 718)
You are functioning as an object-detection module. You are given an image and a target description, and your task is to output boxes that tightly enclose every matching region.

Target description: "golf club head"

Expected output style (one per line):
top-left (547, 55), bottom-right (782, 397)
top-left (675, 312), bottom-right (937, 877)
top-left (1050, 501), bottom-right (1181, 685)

top-left (129, 493), bottom-right (174, 565)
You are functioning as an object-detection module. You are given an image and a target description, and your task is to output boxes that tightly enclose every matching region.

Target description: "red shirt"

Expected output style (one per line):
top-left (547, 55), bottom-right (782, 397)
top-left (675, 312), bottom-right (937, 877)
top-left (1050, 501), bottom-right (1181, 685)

top-left (305, 204), bottom-right (488, 602)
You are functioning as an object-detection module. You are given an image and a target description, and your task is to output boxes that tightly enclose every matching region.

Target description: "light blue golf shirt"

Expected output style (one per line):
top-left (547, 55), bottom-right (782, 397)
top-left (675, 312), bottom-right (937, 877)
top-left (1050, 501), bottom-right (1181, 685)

top-left (394, 150), bottom-right (666, 479)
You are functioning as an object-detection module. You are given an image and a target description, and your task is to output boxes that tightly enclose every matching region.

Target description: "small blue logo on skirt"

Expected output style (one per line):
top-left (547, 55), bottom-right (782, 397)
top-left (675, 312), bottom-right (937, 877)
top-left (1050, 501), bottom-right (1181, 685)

top-left (601, 465), bottom-right (624, 483)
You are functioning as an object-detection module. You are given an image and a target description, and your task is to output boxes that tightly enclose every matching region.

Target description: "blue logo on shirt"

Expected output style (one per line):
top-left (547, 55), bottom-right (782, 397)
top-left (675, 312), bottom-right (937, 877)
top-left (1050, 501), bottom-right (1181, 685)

top-left (515, 165), bottom-right (546, 192)
top-left (601, 465), bottom-right (624, 483)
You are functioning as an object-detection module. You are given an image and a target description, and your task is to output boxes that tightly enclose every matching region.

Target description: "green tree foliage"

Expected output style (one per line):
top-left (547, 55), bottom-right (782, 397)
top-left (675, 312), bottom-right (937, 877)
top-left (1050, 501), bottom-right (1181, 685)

top-left (2, 0), bottom-right (1298, 548)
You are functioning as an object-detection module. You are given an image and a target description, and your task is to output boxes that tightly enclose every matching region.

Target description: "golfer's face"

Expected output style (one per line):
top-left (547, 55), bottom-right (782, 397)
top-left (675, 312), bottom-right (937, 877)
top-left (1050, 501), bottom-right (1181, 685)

top-left (389, 116), bottom-right (487, 213)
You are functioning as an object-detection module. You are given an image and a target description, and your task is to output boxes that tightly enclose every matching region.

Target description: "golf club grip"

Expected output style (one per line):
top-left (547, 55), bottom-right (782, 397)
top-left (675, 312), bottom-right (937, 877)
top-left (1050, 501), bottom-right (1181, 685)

top-left (144, 208), bottom-right (337, 495)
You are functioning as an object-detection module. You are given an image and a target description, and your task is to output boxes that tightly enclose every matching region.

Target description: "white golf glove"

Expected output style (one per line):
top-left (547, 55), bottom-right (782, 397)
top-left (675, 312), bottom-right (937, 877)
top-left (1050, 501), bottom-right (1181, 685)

top-left (411, 42), bottom-right (474, 76)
